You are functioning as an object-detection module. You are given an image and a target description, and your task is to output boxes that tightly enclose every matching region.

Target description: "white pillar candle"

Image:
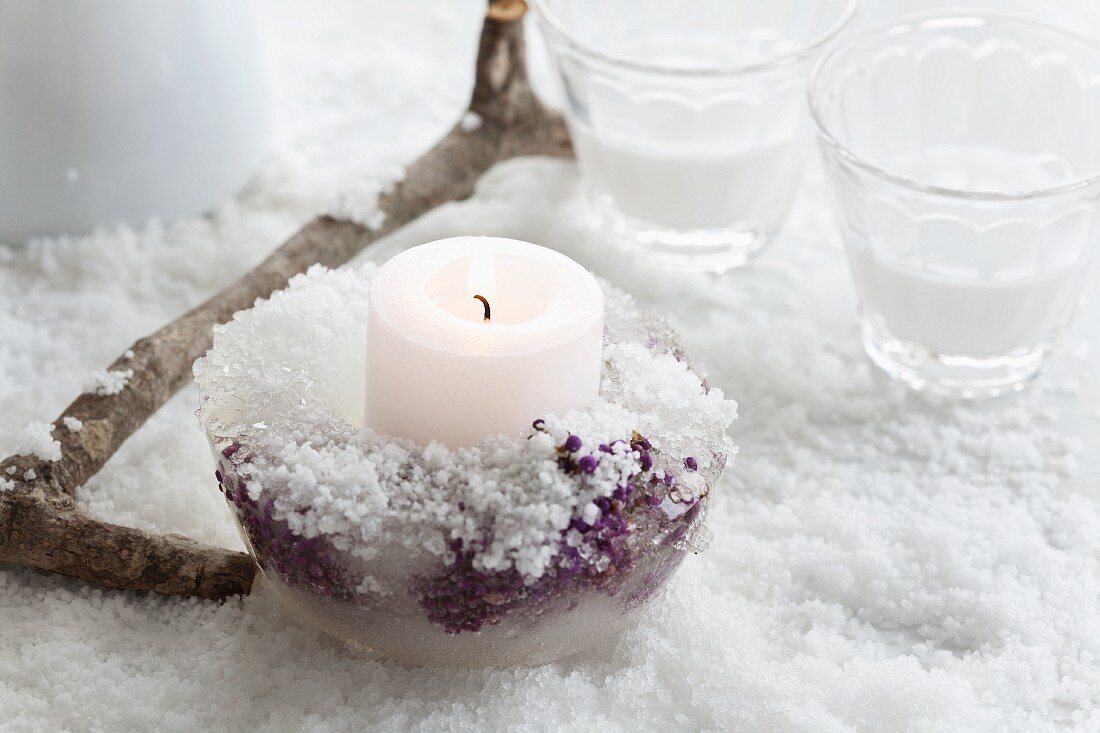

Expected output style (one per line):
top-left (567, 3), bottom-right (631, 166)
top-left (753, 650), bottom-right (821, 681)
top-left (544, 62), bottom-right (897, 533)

top-left (366, 236), bottom-right (604, 449)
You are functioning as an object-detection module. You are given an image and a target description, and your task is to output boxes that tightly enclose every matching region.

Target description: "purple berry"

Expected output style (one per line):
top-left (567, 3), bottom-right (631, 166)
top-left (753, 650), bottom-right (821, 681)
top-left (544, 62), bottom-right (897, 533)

top-left (565, 434), bottom-right (582, 452)
top-left (578, 454), bottom-right (598, 473)
top-left (684, 456), bottom-right (698, 471)
top-left (640, 452), bottom-right (653, 472)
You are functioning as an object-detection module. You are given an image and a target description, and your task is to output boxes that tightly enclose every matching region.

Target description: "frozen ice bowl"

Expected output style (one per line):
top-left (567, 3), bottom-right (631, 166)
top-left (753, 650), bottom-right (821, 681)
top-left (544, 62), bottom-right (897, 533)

top-left (195, 265), bottom-right (736, 667)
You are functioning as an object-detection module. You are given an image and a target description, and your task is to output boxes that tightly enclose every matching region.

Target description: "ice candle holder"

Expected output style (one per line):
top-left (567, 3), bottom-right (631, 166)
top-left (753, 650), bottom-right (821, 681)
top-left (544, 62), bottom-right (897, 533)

top-left (533, 0), bottom-right (859, 272)
top-left (195, 255), bottom-right (736, 667)
top-left (811, 12), bottom-right (1100, 397)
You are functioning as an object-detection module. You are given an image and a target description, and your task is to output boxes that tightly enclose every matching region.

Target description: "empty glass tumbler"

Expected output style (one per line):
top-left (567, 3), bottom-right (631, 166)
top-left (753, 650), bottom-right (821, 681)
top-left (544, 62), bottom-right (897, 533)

top-left (533, 0), bottom-right (859, 272)
top-left (811, 12), bottom-right (1100, 396)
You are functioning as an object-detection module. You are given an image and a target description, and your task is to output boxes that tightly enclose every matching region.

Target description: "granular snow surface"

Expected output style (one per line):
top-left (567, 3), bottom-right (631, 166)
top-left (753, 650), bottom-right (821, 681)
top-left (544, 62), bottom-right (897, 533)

top-left (3, 1), bottom-right (1100, 731)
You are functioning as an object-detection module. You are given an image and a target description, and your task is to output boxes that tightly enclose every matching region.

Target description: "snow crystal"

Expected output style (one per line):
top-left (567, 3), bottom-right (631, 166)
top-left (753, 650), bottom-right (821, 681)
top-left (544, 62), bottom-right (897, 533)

top-left (82, 369), bottom-right (133, 396)
top-left (62, 416), bottom-right (83, 432)
top-left (328, 165), bottom-right (406, 231)
top-left (0, 478), bottom-right (13, 492)
top-left (23, 469), bottom-right (36, 481)
top-left (460, 110), bottom-right (482, 132)
top-left (14, 421), bottom-right (61, 461)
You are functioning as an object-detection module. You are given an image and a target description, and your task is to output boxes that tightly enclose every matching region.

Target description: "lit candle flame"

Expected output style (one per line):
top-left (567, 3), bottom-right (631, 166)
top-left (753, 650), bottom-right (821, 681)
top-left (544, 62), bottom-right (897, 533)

top-left (468, 254), bottom-right (497, 321)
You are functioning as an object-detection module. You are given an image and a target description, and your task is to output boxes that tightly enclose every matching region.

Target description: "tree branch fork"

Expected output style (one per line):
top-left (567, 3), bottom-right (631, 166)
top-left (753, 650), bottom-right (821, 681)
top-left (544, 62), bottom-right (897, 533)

top-left (0, 0), bottom-right (572, 600)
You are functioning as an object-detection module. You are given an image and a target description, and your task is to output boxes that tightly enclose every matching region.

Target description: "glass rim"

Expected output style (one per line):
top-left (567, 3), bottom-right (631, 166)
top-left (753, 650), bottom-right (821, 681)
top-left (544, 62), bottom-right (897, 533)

top-left (809, 10), bottom-right (1100, 202)
top-left (530, 0), bottom-right (862, 78)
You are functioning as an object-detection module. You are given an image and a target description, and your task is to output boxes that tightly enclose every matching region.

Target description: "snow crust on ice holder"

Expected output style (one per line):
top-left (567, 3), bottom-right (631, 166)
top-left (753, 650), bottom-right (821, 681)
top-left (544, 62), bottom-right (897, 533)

top-left (195, 264), bottom-right (736, 667)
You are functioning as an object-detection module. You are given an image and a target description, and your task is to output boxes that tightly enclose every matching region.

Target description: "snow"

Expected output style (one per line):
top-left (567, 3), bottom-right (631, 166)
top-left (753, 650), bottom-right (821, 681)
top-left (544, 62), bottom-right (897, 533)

top-left (2, 0), bottom-right (1100, 730)
top-left (328, 166), bottom-right (405, 231)
top-left (62, 416), bottom-right (83, 432)
top-left (14, 421), bottom-right (61, 462)
top-left (82, 368), bottom-right (134, 396)
top-left (460, 111), bottom-right (483, 132)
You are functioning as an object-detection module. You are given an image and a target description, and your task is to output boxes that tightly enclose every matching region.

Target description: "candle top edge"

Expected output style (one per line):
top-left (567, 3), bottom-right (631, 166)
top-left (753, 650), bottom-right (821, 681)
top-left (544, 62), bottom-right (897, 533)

top-left (367, 237), bottom-right (605, 356)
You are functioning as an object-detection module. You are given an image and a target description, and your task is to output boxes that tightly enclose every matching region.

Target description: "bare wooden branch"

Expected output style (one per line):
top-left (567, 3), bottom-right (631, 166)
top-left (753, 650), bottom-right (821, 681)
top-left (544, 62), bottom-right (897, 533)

top-left (0, 0), bottom-right (572, 599)
top-left (0, 490), bottom-right (255, 599)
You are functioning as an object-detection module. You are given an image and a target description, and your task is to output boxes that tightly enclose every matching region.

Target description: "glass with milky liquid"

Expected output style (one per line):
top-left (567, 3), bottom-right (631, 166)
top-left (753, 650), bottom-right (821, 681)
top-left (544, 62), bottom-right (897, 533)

top-left (811, 12), bottom-right (1100, 397)
top-left (532, 0), bottom-right (859, 273)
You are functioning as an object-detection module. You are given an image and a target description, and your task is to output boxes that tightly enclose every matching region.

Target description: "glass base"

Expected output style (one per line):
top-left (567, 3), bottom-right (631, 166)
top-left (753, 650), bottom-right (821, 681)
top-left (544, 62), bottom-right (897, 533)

top-left (587, 190), bottom-right (774, 274)
top-left (860, 318), bottom-right (1055, 398)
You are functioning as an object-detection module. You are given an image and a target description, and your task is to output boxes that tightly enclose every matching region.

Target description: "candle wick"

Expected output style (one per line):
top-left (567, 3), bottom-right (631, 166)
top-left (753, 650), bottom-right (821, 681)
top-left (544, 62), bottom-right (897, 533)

top-left (473, 294), bottom-right (491, 322)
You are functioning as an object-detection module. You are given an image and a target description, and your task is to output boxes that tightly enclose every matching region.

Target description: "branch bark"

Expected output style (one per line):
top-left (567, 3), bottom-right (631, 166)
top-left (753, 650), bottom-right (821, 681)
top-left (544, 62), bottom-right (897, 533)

top-left (0, 0), bottom-right (572, 600)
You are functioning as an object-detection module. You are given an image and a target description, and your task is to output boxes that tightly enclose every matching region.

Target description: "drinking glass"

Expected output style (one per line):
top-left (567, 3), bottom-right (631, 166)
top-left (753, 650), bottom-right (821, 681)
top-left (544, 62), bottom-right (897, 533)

top-left (533, 0), bottom-right (860, 272)
top-left (810, 12), bottom-right (1100, 397)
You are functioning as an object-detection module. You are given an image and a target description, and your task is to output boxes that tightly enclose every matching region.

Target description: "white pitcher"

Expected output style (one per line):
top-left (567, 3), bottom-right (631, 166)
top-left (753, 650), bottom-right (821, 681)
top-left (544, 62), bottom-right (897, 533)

top-left (0, 0), bottom-right (269, 243)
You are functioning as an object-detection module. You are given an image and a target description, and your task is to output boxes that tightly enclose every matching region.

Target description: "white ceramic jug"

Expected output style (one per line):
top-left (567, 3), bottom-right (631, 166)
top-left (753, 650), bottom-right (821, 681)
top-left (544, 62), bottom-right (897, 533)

top-left (0, 0), bottom-right (269, 243)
